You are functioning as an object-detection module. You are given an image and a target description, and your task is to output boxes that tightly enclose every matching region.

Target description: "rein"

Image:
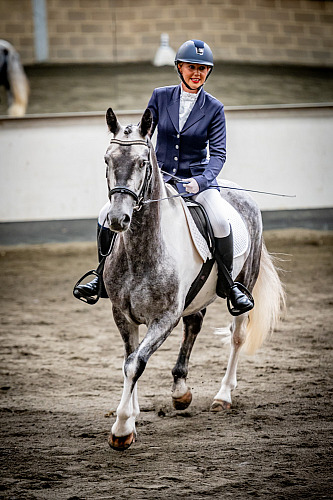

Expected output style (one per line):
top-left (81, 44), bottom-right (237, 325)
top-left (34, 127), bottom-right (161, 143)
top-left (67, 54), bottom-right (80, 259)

top-left (108, 138), bottom-right (152, 211)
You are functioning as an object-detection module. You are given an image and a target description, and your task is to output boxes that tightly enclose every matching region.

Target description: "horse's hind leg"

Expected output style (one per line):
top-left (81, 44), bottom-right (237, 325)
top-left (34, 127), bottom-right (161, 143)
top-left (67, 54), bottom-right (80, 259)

top-left (171, 309), bottom-right (206, 410)
top-left (211, 313), bottom-right (248, 412)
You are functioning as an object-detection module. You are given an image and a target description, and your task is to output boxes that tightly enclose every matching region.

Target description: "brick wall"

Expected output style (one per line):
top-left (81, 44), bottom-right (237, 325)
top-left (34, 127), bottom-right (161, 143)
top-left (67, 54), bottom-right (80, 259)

top-left (0, 0), bottom-right (34, 62)
top-left (1, 0), bottom-right (333, 66)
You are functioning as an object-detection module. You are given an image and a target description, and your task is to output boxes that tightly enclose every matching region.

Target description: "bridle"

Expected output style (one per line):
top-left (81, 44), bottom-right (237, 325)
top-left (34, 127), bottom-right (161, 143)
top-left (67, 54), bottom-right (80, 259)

top-left (107, 138), bottom-right (152, 211)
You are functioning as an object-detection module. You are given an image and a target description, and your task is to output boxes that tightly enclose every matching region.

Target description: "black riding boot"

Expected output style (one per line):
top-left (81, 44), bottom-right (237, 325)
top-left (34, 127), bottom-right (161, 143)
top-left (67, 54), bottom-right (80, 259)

top-left (73, 225), bottom-right (114, 303)
top-left (215, 229), bottom-right (254, 315)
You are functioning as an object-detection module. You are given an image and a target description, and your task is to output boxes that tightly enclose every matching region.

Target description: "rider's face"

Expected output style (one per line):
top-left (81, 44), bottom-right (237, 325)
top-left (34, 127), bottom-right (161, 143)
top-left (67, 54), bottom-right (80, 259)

top-left (178, 63), bottom-right (210, 93)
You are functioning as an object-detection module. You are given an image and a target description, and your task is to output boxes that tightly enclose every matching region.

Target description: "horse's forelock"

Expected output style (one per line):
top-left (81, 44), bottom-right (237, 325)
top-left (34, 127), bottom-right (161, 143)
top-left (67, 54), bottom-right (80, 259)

top-left (124, 125), bottom-right (133, 136)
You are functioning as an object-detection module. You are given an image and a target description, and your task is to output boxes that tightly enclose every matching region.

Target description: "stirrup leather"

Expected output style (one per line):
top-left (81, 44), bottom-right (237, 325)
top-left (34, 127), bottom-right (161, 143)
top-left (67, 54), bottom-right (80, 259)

top-left (227, 282), bottom-right (254, 317)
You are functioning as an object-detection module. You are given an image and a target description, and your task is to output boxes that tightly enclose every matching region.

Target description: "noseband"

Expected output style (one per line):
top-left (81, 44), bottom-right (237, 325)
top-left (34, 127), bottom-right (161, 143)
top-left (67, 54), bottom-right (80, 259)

top-left (107, 138), bottom-right (152, 211)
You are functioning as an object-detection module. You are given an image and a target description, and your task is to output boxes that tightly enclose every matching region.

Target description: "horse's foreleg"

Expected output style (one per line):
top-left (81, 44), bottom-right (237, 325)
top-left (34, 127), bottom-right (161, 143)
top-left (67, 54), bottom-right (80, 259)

top-left (171, 309), bottom-right (206, 410)
top-left (211, 313), bottom-right (249, 412)
top-left (109, 307), bottom-right (140, 450)
top-left (111, 315), bottom-right (179, 449)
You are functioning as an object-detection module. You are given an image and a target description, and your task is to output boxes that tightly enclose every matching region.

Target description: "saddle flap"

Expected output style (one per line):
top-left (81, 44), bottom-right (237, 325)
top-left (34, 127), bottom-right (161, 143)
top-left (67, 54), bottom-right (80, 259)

top-left (184, 199), bottom-right (215, 254)
top-left (165, 184), bottom-right (212, 262)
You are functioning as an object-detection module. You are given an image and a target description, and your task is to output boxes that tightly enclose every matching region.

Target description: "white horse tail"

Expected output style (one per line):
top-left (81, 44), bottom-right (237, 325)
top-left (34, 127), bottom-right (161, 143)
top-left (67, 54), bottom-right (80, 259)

top-left (244, 241), bottom-right (286, 355)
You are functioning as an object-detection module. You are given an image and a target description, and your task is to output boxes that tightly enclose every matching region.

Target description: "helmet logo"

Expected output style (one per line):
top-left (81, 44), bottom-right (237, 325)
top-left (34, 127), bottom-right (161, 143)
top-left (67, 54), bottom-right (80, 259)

top-left (192, 39), bottom-right (205, 56)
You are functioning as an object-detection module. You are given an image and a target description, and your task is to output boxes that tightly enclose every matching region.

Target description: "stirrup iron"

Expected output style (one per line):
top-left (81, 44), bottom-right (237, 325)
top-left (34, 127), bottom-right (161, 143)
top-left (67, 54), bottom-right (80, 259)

top-left (227, 282), bottom-right (254, 317)
top-left (73, 269), bottom-right (103, 305)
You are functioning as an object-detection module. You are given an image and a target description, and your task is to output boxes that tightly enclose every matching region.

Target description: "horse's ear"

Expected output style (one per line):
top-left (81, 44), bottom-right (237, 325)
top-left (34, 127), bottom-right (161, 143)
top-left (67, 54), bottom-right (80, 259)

top-left (139, 108), bottom-right (152, 138)
top-left (106, 108), bottom-right (120, 135)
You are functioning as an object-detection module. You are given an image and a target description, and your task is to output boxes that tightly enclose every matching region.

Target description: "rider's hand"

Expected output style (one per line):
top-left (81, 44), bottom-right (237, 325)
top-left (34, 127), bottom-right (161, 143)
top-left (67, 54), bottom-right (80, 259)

top-left (183, 178), bottom-right (199, 194)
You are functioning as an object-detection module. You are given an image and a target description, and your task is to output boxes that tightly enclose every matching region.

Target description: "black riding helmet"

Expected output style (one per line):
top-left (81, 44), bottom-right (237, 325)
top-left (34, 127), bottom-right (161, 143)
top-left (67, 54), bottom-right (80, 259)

top-left (175, 39), bottom-right (214, 91)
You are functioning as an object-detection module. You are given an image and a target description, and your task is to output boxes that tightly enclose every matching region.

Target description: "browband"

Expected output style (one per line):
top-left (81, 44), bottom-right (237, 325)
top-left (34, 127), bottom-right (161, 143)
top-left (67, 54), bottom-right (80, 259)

top-left (110, 139), bottom-right (149, 147)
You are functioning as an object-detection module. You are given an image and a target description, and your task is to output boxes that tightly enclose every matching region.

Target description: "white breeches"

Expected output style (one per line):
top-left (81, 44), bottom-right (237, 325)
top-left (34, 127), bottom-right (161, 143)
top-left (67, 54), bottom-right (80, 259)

top-left (98, 188), bottom-right (230, 238)
top-left (192, 188), bottom-right (230, 238)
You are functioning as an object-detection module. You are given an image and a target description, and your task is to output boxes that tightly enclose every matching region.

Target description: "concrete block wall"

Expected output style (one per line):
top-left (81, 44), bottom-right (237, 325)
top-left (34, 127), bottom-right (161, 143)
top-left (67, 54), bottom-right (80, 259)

top-left (0, 0), bottom-right (333, 66)
top-left (0, 0), bottom-right (35, 62)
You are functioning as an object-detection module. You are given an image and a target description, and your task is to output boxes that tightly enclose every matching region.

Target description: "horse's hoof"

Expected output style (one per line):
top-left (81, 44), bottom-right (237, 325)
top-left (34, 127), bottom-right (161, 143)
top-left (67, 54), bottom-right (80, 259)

top-left (108, 432), bottom-right (135, 451)
top-left (172, 390), bottom-right (192, 410)
top-left (210, 399), bottom-right (231, 412)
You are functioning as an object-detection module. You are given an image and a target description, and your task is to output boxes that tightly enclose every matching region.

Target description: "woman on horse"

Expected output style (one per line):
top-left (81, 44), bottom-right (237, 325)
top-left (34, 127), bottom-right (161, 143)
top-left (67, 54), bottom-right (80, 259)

top-left (74, 39), bottom-right (253, 315)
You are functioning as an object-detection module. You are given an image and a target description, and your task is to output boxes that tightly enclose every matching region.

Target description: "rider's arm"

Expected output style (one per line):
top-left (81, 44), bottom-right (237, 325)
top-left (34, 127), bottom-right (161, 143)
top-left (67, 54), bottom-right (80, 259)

top-left (194, 103), bottom-right (226, 192)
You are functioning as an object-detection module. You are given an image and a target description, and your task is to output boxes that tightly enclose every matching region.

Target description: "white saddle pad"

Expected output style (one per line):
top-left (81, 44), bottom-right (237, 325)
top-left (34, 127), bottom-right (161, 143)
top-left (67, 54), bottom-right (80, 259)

top-left (165, 185), bottom-right (249, 262)
top-left (220, 198), bottom-right (249, 258)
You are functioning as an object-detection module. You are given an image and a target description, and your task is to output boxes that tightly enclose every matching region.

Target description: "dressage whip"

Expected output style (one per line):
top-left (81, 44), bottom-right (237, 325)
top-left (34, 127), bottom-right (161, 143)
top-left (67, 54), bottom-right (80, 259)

top-left (160, 170), bottom-right (296, 198)
top-left (210, 184), bottom-right (296, 198)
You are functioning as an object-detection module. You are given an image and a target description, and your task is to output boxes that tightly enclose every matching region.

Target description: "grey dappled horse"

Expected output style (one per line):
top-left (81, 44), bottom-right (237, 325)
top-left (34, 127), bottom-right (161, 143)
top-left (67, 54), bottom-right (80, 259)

top-left (0, 40), bottom-right (29, 117)
top-left (103, 108), bottom-right (285, 450)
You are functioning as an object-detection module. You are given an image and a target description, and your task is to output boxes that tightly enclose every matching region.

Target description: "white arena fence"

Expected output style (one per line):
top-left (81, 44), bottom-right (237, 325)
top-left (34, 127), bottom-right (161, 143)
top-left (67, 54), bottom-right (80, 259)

top-left (0, 104), bottom-right (332, 223)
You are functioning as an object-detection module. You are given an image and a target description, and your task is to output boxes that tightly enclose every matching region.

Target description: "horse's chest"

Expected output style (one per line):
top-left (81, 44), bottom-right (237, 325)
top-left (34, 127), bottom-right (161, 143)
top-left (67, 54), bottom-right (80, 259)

top-left (106, 256), bottom-right (179, 319)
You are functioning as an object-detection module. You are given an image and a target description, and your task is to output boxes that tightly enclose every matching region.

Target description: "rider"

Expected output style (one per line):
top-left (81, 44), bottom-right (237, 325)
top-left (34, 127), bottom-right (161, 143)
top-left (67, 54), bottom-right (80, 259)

top-left (74, 39), bottom-right (253, 315)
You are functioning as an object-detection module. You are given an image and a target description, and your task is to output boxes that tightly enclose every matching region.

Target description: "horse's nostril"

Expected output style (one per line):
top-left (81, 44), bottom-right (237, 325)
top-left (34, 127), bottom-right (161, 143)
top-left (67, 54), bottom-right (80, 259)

top-left (122, 214), bottom-right (131, 225)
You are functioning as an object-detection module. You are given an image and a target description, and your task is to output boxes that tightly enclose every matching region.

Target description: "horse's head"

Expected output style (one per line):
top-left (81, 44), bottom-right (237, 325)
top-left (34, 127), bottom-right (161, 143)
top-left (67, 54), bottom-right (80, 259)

top-left (104, 108), bottom-right (152, 232)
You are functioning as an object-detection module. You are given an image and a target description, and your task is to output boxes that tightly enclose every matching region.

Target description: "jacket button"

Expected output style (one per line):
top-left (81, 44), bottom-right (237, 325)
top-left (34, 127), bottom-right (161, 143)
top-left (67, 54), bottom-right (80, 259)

top-left (172, 168), bottom-right (176, 173)
top-left (174, 156), bottom-right (178, 161)
top-left (175, 145), bottom-right (179, 149)
top-left (177, 134), bottom-right (180, 138)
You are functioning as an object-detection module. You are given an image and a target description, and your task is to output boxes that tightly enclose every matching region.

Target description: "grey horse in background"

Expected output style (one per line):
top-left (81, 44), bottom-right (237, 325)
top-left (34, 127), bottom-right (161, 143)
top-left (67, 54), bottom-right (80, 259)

top-left (0, 40), bottom-right (29, 117)
top-left (101, 108), bottom-right (285, 450)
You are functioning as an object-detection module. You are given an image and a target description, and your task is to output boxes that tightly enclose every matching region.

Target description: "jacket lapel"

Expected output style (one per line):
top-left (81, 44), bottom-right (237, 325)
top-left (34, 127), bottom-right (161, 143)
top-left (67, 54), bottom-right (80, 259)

top-left (167, 86), bottom-right (181, 133)
top-left (181, 89), bottom-right (206, 132)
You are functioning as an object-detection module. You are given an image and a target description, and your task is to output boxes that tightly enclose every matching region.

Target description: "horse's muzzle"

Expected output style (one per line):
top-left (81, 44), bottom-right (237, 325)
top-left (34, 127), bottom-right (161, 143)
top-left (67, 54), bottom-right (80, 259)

top-left (108, 213), bottom-right (131, 232)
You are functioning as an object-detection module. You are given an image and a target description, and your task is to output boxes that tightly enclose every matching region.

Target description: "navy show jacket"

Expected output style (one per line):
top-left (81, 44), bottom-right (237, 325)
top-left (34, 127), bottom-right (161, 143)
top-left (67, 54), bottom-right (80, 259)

top-left (147, 84), bottom-right (226, 193)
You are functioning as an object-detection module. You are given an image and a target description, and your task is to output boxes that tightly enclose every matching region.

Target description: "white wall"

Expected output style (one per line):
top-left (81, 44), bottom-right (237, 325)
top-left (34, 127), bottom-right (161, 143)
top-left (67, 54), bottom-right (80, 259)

top-left (0, 105), bottom-right (332, 222)
top-left (223, 105), bottom-right (333, 211)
